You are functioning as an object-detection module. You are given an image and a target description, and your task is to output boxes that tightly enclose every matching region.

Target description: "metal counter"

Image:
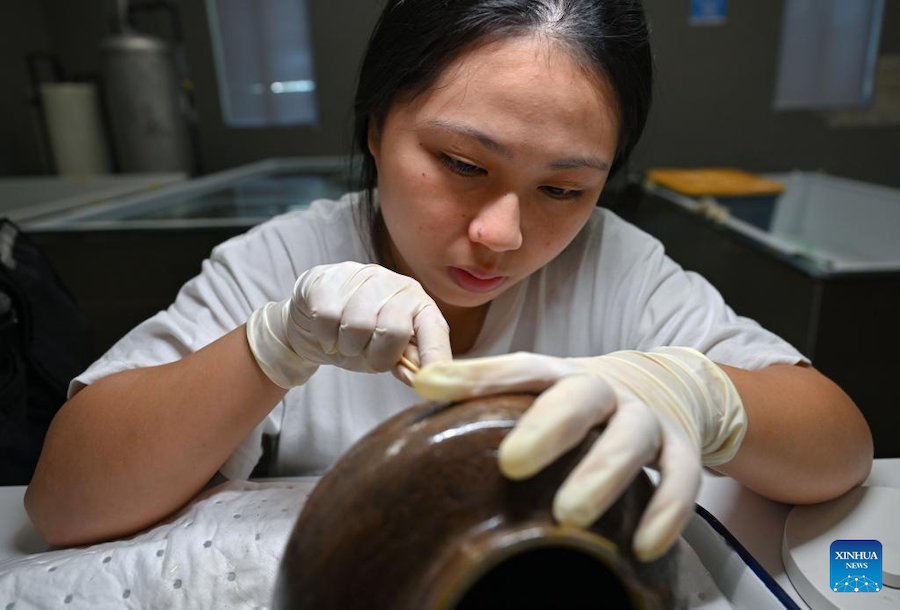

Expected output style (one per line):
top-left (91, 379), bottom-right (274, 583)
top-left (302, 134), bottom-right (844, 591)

top-left (630, 172), bottom-right (900, 457)
top-left (0, 173), bottom-right (186, 225)
top-left (24, 157), bottom-right (355, 231)
top-left (644, 172), bottom-right (900, 277)
top-left (25, 157), bottom-right (357, 358)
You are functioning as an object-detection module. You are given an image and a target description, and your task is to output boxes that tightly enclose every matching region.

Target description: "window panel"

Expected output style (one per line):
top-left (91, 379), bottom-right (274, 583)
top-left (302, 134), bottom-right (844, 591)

top-left (208, 0), bottom-right (319, 127)
top-left (774, 0), bottom-right (884, 110)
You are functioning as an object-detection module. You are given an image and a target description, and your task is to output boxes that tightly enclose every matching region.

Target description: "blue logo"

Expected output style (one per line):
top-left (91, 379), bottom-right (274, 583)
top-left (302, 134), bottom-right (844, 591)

top-left (830, 540), bottom-right (882, 592)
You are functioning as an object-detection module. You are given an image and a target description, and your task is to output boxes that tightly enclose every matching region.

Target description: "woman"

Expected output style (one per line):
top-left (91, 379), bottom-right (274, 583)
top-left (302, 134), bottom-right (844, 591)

top-left (26, 0), bottom-right (871, 561)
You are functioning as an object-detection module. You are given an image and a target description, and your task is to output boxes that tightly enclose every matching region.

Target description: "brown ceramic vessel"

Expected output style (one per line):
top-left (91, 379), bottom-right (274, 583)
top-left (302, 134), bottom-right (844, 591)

top-left (273, 394), bottom-right (683, 609)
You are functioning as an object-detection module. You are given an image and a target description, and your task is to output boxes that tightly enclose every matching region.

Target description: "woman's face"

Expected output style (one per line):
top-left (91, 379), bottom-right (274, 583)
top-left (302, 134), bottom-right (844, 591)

top-left (369, 35), bottom-right (620, 319)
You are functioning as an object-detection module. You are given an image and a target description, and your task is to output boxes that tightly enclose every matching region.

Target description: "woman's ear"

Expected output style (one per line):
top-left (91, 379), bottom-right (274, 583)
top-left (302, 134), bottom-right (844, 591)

top-left (367, 120), bottom-right (381, 169)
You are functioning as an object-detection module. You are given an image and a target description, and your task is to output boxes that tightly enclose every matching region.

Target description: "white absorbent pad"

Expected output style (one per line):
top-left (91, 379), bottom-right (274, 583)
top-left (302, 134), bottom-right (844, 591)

top-left (0, 481), bottom-right (315, 610)
top-left (0, 480), bottom-right (731, 609)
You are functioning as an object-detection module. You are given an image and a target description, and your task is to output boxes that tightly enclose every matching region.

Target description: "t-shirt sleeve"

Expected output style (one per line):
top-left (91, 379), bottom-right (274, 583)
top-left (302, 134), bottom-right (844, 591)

top-left (66, 213), bottom-right (324, 480)
top-left (617, 219), bottom-right (809, 370)
top-left (68, 229), bottom-right (292, 397)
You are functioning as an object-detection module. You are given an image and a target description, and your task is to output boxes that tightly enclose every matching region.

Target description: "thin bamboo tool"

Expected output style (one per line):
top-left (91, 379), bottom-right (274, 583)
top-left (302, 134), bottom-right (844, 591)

top-left (398, 355), bottom-right (419, 374)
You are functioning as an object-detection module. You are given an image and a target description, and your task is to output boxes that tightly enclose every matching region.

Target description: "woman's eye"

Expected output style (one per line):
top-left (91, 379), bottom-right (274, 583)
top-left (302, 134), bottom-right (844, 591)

top-left (440, 154), bottom-right (486, 177)
top-left (541, 186), bottom-right (584, 200)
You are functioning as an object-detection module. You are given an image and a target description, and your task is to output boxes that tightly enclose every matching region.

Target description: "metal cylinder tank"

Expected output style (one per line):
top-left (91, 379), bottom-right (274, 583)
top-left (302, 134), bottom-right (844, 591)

top-left (100, 33), bottom-right (193, 173)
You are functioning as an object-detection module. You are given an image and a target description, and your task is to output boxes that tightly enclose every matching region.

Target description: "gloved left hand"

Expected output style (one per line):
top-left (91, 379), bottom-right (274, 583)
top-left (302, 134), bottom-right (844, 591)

top-left (412, 347), bottom-right (746, 561)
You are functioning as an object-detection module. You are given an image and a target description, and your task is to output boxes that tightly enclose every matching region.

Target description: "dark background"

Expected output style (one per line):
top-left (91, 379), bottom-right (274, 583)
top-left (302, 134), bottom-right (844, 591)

top-left (2, 0), bottom-right (898, 184)
top-left (2, 1), bottom-right (897, 455)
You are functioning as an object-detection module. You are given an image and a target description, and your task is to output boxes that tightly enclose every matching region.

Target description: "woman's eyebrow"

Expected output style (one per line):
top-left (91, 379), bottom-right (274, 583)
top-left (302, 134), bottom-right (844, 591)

top-left (547, 157), bottom-right (609, 172)
top-left (425, 119), bottom-right (608, 172)
top-left (426, 119), bottom-right (511, 158)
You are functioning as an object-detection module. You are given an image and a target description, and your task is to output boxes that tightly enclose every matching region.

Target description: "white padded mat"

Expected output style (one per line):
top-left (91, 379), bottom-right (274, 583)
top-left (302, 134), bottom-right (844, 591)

top-left (0, 480), bottom-right (739, 609)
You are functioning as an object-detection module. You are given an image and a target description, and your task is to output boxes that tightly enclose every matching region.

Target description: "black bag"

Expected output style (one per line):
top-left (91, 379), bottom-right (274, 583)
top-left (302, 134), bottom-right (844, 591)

top-left (0, 219), bottom-right (92, 485)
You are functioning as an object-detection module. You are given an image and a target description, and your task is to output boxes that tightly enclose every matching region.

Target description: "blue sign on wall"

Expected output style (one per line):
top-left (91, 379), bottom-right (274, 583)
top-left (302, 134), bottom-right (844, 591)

top-left (690, 0), bottom-right (728, 26)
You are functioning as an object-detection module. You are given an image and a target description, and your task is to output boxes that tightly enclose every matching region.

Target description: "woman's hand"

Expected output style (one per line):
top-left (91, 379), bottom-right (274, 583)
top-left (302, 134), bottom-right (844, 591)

top-left (413, 348), bottom-right (747, 562)
top-left (247, 262), bottom-right (452, 388)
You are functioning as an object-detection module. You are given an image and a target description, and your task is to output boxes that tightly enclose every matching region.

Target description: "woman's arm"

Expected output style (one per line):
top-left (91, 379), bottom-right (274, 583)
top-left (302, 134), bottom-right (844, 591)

top-left (24, 325), bottom-right (286, 547)
top-left (715, 363), bottom-right (873, 504)
top-left (412, 350), bottom-right (874, 560)
top-left (26, 261), bottom-right (453, 548)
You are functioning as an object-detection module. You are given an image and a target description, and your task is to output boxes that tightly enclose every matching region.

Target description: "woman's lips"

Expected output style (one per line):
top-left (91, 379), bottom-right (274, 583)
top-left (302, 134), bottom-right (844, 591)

top-left (448, 266), bottom-right (508, 293)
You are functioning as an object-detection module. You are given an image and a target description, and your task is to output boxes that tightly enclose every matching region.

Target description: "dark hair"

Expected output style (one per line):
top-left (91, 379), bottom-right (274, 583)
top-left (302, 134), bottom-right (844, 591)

top-left (352, 0), bottom-right (653, 256)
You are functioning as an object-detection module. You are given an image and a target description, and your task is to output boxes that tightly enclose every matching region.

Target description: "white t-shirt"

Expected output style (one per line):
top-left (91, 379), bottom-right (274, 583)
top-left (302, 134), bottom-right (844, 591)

top-left (70, 192), bottom-right (807, 479)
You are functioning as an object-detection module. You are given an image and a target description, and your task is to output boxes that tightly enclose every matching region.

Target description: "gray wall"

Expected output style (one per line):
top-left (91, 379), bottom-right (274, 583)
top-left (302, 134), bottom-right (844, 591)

top-left (1, 1), bottom-right (897, 185)
top-left (0, 2), bottom-right (55, 175)
top-left (175, 0), bottom-right (383, 172)
top-left (634, 0), bottom-right (900, 187)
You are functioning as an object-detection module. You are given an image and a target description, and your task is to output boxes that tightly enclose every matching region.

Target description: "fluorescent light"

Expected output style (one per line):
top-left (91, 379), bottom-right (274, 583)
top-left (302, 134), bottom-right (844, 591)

top-left (270, 80), bottom-right (316, 94)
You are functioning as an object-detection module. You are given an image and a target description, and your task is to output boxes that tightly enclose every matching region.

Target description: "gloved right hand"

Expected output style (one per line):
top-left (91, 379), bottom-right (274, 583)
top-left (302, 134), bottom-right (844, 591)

top-left (246, 262), bottom-right (452, 388)
top-left (413, 347), bottom-right (746, 561)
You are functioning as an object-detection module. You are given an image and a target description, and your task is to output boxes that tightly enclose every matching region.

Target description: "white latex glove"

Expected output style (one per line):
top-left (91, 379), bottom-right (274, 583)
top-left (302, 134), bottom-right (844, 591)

top-left (246, 262), bottom-right (451, 388)
top-left (413, 347), bottom-right (746, 562)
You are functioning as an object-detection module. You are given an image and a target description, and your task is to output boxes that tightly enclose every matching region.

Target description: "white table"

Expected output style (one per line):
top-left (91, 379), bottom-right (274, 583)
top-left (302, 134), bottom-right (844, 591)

top-left (2, 459), bottom-right (898, 608)
top-left (693, 459), bottom-right (900, 608)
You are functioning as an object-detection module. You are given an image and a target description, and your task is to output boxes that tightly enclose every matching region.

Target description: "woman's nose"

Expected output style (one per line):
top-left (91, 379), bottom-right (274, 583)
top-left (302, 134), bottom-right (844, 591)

top-left (469, 192), bottom-right (523, 252)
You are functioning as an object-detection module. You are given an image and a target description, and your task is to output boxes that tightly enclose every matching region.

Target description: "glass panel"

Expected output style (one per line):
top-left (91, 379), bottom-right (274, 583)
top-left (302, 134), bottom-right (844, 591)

top-left (773, 0), bottom-right (884, 110)
top-left (113, 170), bottom-right (352, 221)
top-left (24, 159), bottom-right (358, 227)
top-left (207, 0), bottom-right (319, 127)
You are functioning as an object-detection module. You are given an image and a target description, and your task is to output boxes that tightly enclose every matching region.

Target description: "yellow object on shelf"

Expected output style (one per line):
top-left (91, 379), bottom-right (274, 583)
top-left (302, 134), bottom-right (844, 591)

top-left (645, 168), bottom-right (785, 197)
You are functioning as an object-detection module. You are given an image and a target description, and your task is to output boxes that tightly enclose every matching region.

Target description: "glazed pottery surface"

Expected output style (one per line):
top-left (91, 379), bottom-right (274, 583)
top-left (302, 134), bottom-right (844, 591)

top-left (273, 394), bottom-right (683, 609)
